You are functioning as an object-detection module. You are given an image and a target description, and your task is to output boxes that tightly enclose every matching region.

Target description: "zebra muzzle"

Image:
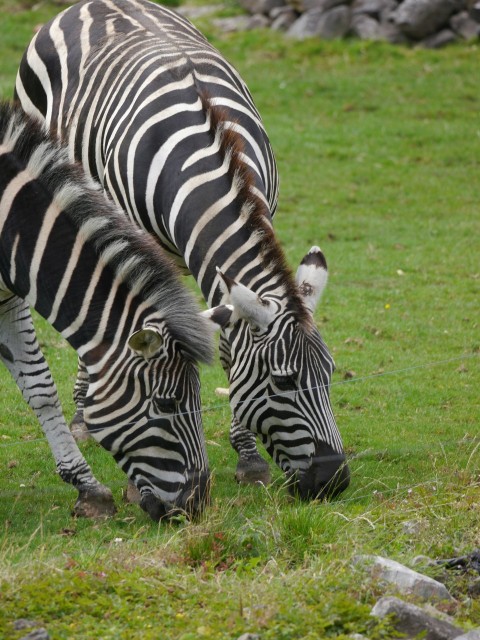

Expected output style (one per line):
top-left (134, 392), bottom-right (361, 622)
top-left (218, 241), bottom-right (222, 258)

top-left (140, 471), bottom-right (211, 522)
top-left (287, 445), bottom-right (350, 502)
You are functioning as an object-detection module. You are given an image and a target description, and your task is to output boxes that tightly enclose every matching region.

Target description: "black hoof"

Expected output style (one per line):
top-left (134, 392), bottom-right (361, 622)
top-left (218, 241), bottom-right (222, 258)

top-left (235, 455), bottom-right (271, 485)
top-left (73, 484), bottom-right (116, 518)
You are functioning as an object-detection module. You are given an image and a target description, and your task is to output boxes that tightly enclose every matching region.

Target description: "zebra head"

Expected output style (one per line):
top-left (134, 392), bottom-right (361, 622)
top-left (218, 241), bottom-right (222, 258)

top-left (81, 316), bottom-right (212, 522)
top-left (216, 246), bottom-right (350, 501)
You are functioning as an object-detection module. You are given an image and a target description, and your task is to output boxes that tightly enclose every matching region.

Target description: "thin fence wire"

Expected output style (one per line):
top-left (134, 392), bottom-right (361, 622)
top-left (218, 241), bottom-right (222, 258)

top-left (0, 350), bottom-right (478, 506)
top-left (0, 350), bottom-right (478, 446)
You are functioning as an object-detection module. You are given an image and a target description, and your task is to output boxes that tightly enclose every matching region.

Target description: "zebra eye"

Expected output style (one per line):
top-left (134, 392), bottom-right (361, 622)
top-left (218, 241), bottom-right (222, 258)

top-left (272, 374), bottom-right (297, 392)
top-left (155, 397), bottom-right (177, 414)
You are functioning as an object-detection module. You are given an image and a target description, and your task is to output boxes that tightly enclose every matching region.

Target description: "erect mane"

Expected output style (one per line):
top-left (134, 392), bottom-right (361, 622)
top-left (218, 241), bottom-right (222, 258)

top-left (0, 101), bottom-right (213, 364)
top-left (198, 92), bottom-right (312, 330)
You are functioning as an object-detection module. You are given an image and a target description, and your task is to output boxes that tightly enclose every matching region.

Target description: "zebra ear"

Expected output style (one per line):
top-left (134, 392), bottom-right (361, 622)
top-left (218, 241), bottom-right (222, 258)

top-left (128, 326), bottom-right (164, 358)
top-left (200, 305), bottom-right (234, 330)
top-left (216, 268), bottom-right (276, 329)
top-left (296, 246), bottom-right (328, 313)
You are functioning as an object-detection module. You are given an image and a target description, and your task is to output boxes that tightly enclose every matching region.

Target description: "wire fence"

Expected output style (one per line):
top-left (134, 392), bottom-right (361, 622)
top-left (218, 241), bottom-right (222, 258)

top-left (0, 351), bottom-right (478, 445)
top-left (0, 350), bottom-right (478, 506)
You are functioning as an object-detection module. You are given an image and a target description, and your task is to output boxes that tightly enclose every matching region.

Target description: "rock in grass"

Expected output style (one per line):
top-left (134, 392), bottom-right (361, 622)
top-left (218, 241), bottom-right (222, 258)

top-left (354, 555), bottom-right (454, 601)
top-left (287, 5), bottom-right (351, 39)
top-left (371, 597), bottom-right (465, 640)
top-left (14, 620), bottom-right (36, 631)
top-left (455, 630), bottom-right (480, 640)
top-left (19, 629), bottom-right (50, 640)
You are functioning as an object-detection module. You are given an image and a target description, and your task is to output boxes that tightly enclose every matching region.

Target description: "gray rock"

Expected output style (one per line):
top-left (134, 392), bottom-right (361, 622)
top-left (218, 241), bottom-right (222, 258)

top-left (247, 13), bottom-right (272, 27)
top-left (287, 5), bottom-right (352, 38)
top-left (14, 620), bottom-right (36, 631)
top-left (450, 10), bottom-right (480, 38)
top-left (288, 0), bottom-right (348, 14)
top-left (213, 16), bottom-right (251, 31)
top-left (352, 0), bottom-right (385, 17)
top-left (270, 4), bottom-right (294, 18)
top-left (20, 630), bottom-right (50, 640)
top-left (380, 0), bottom-right (400, 15)
top-left (238, 0), bottom-right (285, 15)
top-left (470, 1), bottom-right (480, 21)
top-left (378, 18), bottom-right (411, 43)
top-left (176, 4), bottom-right (225, 19)
top-left (420, 27), bottom-right (458, 47)
top-left (455, 630), bottom-right (480, 640)
top-left (271, 7), bottom-right (298, 29)
top-left (354, 555), bottom-right (454, 601)
top-left (371, 597), bottom-right (465, 640)
top-left (351, 13), bottom-right (384, 38)
top-left (394, 0), bottom-right (462, 39)
top-left (237, 634), bottom-right (261, 640)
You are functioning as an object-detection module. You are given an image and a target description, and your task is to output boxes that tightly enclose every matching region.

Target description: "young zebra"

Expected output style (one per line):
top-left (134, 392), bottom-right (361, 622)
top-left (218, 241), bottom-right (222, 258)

top-left (0, 101), bottom-right (218, 521)
top-left (15, 0), bottom-right (350, 500)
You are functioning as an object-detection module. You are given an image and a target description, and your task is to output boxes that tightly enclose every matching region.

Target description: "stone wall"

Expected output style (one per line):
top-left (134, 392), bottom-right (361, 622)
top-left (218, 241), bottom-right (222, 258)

top-left (220, 0), bottom-right (480, 48)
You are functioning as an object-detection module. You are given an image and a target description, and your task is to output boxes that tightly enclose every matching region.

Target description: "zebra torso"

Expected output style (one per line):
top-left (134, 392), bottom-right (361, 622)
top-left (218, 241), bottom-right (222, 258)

top-left (16, 0), bottom-right (350, 501)
top-left (0, 101), bottom-right (214, 520)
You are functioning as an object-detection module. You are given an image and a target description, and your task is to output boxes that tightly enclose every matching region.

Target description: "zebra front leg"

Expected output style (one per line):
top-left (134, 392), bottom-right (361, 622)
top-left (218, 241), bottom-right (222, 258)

top-left (70, 356), bottom-right (91, 442)
top-left (219, 332), bottom-right (271, 485)
top-left (71, 357), bottom-right (142, 506)
top-left (230, 418), bottom-right (271, 485)
top-left (0, 296), bottom-right (116, 517)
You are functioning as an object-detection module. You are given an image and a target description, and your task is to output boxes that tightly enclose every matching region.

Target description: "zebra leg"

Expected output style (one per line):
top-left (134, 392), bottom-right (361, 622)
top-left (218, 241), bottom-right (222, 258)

top-left (70, 356), bottom-right (90, 442)
top-left (219, 332), bottom-right (271, 485)
top-left (70, 358), bottom-right (141, 505)
top-left (229, 417), bottom-right (271, 485)
top-left (70, 358), bottom-right (142, 504)
top-left (0, 296), bottom-right (116, 517)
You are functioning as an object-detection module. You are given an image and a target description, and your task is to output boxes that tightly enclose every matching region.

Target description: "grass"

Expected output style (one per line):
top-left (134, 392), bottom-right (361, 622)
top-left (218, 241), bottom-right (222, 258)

top-left (0, 2), bottom-right (479, 638)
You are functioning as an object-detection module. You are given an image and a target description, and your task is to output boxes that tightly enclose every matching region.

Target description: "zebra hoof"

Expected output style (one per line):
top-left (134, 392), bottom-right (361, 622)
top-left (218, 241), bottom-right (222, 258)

top-left (73, 485), bottom-right (117, 518)
top-left (70, 411), bottom-right (90, 442)
top-left (235, 456), bottom-right (271, 486)
top-left (123, 480), bottom-right (142, 504)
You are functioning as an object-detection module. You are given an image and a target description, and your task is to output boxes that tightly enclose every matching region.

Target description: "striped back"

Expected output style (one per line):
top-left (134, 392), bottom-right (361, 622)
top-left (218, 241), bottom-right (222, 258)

top-left (0, 102), bottom-right (214, 519)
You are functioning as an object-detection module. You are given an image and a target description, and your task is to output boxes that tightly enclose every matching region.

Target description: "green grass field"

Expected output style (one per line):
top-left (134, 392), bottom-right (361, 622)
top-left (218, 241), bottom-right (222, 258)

top-left (0, 2), bottom-right (479, 638)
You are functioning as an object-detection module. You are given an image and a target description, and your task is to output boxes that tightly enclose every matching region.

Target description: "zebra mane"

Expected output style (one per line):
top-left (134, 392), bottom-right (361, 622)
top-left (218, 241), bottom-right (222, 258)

top-left (198, 92), bottom-right (312, 330)
top-left (0, 102), bottom-right (213, 364)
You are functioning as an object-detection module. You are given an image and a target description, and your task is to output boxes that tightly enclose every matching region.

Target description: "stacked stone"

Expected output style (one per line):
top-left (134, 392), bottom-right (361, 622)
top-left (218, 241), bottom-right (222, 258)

top-left (222, 0), bottom-right (480, 48)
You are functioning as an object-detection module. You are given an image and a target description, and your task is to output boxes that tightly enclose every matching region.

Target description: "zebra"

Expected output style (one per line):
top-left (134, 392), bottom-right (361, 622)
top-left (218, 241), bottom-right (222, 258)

top-left (0, 100), bottom-right (222, 520)
top-left (15, 0), bottom-right (350, 501)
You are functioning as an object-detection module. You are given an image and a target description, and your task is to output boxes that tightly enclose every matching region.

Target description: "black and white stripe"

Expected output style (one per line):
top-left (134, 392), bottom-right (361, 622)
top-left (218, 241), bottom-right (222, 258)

top-left (16, 0), bottom-right (350, 500)
top-left (0, 102), bottom-right (215, 520)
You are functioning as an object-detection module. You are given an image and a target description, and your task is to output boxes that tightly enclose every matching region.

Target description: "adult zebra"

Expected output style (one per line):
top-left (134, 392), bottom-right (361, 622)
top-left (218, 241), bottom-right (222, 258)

top-left (15, 0), bottom-right (350, 500)
top-left (0, 101), bottom-right (218, 520)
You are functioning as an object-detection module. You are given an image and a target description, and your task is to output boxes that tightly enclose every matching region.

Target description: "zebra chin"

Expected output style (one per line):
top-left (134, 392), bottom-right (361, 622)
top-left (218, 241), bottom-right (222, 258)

top-left (139, 471), bottom-right (211, 522)
top-left (286, 444), bottom-right (350, 502)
